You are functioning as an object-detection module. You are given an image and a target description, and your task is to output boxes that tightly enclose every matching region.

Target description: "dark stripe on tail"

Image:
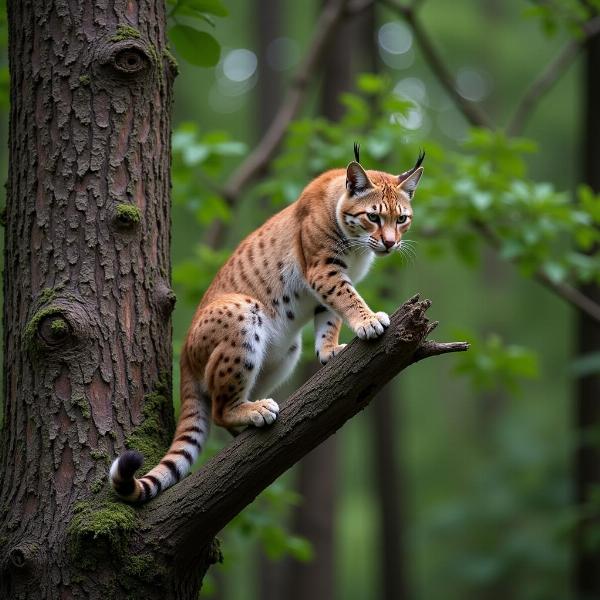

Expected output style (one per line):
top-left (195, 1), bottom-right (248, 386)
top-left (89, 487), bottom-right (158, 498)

top-left (176, 433), bottom-right (202, 448)
top-left (184, 425), bottom-right (205, 435)
top-left (146, 474), bottom-right (162, 493)
top-left (162, 459), bottom-right (181, 482)
top-left (172, 448), bottom-right (194, 464)
top-left (140, 479), bottom-right (151, 500)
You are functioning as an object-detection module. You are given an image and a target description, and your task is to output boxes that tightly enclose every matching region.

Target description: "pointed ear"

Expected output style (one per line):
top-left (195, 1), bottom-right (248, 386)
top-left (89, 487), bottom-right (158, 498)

top-left (346, 162), bottom-right (373, 196)
top-left (398, 166), bottom-right (423, 200)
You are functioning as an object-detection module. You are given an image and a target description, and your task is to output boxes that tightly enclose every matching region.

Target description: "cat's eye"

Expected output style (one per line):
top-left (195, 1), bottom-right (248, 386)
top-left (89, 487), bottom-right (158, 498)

top-left (367, 213), bottom-right (380, 224)
top-left (397, 215), bottom-right (408, 224)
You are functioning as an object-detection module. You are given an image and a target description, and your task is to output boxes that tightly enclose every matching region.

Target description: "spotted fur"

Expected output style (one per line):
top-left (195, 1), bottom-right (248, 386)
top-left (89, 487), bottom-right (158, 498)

top-left (110, 152), bottom-right (423, 502)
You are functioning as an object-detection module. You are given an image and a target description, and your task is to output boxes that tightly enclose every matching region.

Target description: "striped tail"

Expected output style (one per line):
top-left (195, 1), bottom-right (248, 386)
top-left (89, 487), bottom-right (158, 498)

top-left (110, 359), bottom-right (210, 502)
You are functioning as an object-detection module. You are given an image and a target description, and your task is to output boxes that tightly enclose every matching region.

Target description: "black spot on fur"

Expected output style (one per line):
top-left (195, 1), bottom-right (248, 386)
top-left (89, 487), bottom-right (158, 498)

top-left (286, 311), bottom-right (295, 320)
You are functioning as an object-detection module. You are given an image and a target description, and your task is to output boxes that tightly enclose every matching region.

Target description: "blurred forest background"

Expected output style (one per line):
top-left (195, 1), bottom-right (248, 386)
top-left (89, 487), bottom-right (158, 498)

top-left (2, 0), bottom-right (600, 599)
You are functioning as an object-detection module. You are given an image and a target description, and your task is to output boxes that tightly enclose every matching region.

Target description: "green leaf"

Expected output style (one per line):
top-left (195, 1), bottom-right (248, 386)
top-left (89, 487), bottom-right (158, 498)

top-left (357, 73), bottom-right (388, 95)
top-left (182, 0), bottom-right (228, 17)
top-left (169, 25), bottom-right (220, 67)
top-left (286, 536), bottom-right (314, 562)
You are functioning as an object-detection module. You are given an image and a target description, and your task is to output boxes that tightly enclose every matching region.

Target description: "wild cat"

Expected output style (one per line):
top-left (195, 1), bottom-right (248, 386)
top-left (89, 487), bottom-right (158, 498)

top-left (110, 146), bottom-right (424, 502)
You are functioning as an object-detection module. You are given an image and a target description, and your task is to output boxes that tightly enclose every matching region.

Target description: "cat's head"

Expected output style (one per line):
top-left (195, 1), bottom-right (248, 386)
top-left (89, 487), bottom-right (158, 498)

top-left (337, 151), bottom-right (423, 256)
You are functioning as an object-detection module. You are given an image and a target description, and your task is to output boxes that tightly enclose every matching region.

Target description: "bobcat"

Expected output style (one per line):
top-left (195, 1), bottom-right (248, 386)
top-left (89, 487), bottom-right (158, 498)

top-left (110, 146), bottom-right (424, 502)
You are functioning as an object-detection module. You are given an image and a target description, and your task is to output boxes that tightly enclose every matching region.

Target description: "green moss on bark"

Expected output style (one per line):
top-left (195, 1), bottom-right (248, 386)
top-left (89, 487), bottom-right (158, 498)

top-left (90, 477), bottom-right (105, 494)
top-left (125, 375), bottom-right (171, 470)
top-left (124, 552), bottom-right (164, 579)
top-left (24, 306), bottom-right (65, 347)
top-left (68, 499), bottom-right (136, 568)
top-left (115, 203), bottom-right (142, 226)
top-left (72, 394), bottom-right (91, 419)
top-left (111, 25), bottom-right (141, 42)
top-left (90, 449), bottom-right (109, 461)
top-left (50, 319), bottom-right (68, 334)
top-left (162, 48), bottom-right (179, 74)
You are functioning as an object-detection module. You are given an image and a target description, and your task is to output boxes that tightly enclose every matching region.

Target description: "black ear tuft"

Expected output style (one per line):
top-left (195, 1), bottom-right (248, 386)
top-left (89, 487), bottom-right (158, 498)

top-left (414, 148), bottom-right (425, 170)
top-left (353, 141), bottom-right (360, 163)
top-left (398, 149), bottom-right (426, 184)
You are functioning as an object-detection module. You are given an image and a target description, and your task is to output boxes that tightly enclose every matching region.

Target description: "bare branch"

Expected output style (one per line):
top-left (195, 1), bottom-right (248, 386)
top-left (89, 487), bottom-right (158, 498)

top-left (380, 0), bottom-right (492, 128)
top-left (413, 340), bottom-right (470, 361)
top-left (222, 0), bottom-right (352, 206)
top-left (139, 296), bottom-right (467, 558)
top-left (507, 15), bottom-right (600, 136)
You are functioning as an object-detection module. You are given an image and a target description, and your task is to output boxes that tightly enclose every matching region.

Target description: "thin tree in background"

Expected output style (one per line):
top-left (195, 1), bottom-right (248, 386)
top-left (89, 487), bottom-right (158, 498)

top-left (576, 19), bottom-right (600, 599)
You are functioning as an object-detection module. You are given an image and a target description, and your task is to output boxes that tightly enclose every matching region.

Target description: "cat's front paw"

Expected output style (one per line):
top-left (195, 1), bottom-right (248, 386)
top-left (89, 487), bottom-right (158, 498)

top-left (318, 343), bottom-right (347, 365)
top-left (354, 311), bottom-right (390, 340)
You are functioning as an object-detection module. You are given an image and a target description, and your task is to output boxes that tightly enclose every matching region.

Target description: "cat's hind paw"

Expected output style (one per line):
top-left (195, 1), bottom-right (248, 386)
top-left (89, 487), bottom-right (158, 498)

top-left (318, 343), bottom-right (348, 365)
top-left (247, 398), bottom-right (280, 427)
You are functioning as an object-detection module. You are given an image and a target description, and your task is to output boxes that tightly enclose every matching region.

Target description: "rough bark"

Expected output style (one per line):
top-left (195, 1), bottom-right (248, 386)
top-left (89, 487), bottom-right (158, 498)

top-left (575, 25), bottom-right (600, 599)
top-left (0, 1), bottom-right (177, 597)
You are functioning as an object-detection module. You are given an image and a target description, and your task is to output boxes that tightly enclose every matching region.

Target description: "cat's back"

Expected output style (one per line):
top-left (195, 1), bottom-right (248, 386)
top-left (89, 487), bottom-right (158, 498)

top-left (199, 169), bottom-right (345, 308)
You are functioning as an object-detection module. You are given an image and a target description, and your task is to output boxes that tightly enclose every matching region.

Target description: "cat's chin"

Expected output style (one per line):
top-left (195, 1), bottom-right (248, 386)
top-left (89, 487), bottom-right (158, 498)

top-left (373, 249), bottom-right (392, 257)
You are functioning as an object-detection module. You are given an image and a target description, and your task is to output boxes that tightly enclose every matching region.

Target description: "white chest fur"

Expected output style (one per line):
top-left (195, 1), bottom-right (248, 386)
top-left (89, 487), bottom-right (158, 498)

top-left (345, 247), bottom-right (375, 284)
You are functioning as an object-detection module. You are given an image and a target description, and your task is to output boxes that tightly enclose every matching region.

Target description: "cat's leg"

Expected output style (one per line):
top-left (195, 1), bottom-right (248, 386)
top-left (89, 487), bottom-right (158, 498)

top-left (313, 305), bottom-right (345, 364)
top-left (307, 258), bottom-right (389, 340)
top-left (194, 295), bottom-right (279, 429)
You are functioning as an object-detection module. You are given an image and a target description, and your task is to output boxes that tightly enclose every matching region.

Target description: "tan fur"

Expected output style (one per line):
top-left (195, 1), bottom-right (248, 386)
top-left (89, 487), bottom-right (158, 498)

top-left (110, 158), bottom-right (423, 502)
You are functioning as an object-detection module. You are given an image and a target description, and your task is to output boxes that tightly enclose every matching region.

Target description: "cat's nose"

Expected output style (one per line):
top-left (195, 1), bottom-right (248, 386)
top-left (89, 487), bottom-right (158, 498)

top-left (382, 239), bottom-right (395, 250)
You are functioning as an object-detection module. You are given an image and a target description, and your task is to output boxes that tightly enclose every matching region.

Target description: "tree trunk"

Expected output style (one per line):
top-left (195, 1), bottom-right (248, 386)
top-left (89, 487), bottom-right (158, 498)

top-left (575, 26), bottom-right (600, 600)
top-left (0, 1), bottom-right (180, 597)
top-left (372, 385), bottom-right (411, 600)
